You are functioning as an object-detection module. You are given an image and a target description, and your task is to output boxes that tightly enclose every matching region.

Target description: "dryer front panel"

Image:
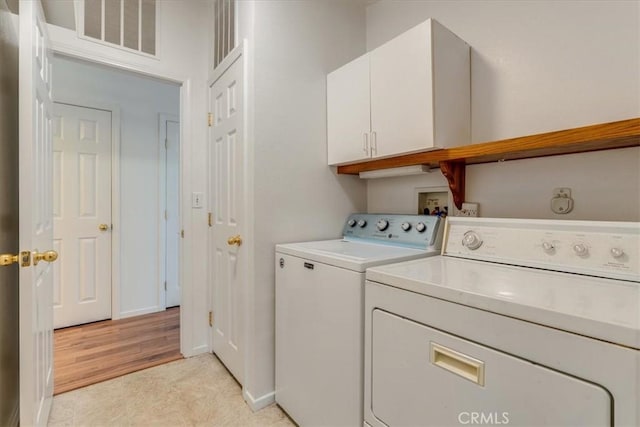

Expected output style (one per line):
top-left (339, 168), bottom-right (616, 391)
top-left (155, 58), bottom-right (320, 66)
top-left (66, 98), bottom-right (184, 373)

top-left (370, 309), bottom-right (611, 426)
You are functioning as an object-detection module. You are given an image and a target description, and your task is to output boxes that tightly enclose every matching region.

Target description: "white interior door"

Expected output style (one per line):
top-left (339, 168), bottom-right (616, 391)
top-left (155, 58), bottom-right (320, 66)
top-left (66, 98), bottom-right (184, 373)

top-left (19, 1), bottom-right (55, 425)
top-left (209, 49), bottom-right (245, 383)
top-left (165, 118), bottom-right (181, 307)
top-left (52, 103), bottom-right (112, 329)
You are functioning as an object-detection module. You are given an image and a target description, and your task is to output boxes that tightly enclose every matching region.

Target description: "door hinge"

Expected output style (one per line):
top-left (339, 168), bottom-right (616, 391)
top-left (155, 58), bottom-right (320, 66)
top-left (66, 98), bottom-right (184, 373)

top-left (208, 212), bottom-right (212, 227)
top-left (208, 311), bottom-right (213, 327)
top-left (165, 138), bottom-right (168, 150)
top-left (164, 281), bottom-right (167, 291)
top-left (164, 210), bottom-right (168, 220)
top-left (207, 112), bottom-right (213, 127)
top-left (181, 229), bottom-right (185, 238)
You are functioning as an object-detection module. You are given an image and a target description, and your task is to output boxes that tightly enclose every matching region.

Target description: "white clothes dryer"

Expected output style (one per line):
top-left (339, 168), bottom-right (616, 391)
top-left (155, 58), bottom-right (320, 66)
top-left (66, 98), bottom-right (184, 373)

top-left (364, 217), bottom-right (639, 427)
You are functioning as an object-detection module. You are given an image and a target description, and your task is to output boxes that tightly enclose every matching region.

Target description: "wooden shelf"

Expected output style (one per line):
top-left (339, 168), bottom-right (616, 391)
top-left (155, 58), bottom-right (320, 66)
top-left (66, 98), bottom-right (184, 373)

top-left (337, 117), bottom-right (640, 209)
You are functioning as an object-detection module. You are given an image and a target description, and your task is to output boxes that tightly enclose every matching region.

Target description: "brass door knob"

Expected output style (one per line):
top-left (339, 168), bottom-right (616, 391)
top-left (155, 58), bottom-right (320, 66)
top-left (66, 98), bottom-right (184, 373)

top-left (99, 224), bottom-right (110, 231)
top-left (33, 250), bottom-right (58, 265)
top-left (227, 235), bottom-right (242, 246)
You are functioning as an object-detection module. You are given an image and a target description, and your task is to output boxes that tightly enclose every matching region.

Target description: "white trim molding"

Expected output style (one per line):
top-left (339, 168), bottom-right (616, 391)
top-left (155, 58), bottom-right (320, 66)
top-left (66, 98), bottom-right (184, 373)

top-left (47, 6), bottom-right (209, 357)
top-left (242, 389), bottom-right (275, 413)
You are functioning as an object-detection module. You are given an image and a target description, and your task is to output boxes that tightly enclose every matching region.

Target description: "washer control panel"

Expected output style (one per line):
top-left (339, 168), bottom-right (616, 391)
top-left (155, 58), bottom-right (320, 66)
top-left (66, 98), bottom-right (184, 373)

top-left (444, 217), bottom-right (640, 282)
top-left (343, 214), bottom-right (443, 250)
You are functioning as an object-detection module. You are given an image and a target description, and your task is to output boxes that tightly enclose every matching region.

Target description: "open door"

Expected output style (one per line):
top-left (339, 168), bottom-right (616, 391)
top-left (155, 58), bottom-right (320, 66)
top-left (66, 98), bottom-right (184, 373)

top-left (208, 45), bottom-right (246, 383)
top-left (19, 1), bottom-right (56, 425)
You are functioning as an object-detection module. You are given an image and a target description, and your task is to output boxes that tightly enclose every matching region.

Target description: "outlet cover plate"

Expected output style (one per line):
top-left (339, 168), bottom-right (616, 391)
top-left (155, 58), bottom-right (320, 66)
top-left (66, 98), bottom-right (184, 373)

top-left (459, 202), bottom-right (479, 217)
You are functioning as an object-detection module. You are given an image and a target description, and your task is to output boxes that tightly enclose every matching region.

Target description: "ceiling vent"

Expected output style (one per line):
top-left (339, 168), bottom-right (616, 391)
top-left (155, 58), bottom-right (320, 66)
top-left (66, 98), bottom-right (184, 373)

top-left (79, 0), bottom-right (157, 56)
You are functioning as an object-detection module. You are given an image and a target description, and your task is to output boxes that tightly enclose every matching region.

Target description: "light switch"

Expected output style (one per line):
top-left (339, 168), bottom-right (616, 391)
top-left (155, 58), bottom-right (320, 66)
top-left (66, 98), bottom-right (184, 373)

top-left (192, 192), bottom-right (204, 208)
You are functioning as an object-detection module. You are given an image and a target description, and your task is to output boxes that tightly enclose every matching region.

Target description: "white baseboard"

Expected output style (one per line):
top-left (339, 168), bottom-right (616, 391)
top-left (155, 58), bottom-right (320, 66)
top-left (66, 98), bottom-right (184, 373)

top-left (242, 389), bottom-right (275, 412)
top-left (119, 306), bottom-right (162, 319)
top-left (182, 344), bottom-right (208, 358)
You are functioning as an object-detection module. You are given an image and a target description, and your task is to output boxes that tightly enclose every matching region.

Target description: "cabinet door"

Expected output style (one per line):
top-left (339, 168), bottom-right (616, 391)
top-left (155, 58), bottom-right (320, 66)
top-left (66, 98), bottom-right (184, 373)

top-left (327, 53), bottom-right (371, 165)
top-left (370, 21), bottom-right (434, 158)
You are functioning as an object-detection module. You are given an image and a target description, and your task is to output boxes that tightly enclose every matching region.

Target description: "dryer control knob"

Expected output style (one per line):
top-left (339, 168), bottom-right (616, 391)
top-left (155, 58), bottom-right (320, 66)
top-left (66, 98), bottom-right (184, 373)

top-left (415, 222), bottom-right (426, 233)
top-left (376, 219), bottom-right (389, 231)
top-left (462, 231), bottom-right (483, 250)
top-left (357, 219), bottom-right (367, 228)
top-left (542, 241), bottom-right (555, 254)
top-left (347, 219), bottom-right (356, 227)
top-left (401, 222), bottom-right (412, 232)
top-left (610, 247), bottom-right (625, 259)
top-left (572, 243), bottom-right (589, 257)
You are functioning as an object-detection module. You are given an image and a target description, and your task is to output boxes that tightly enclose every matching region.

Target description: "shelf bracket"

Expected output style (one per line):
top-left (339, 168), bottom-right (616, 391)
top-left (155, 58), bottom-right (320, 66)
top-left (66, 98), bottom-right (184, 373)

top-left (439, 161), bottom-right (465, 210)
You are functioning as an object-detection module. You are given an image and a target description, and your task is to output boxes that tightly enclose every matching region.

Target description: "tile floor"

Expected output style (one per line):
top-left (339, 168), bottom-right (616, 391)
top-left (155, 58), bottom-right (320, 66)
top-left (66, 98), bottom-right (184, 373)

top-left (48, 353), bottom-right (295, 426)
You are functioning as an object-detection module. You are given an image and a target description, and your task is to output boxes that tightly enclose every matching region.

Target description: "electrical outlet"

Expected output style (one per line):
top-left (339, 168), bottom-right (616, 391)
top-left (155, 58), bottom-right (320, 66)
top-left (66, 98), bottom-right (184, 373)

top-left (551, 187), bottom-right (573, 214)
top-left (459, 202), bottom-right (479, 217)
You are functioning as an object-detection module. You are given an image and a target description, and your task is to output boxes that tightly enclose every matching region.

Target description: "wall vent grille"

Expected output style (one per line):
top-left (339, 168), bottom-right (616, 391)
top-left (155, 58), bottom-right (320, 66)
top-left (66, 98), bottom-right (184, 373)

top-left (80, 0), bottom-right (157, 56)
top-left (213, 0), bottom-right (235, 68)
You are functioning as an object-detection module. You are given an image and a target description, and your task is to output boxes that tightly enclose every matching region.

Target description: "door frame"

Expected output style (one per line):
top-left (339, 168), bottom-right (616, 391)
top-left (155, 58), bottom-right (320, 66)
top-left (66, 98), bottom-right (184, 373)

top-left (52, 98), bottom-right (123, 320)
top-left (159, 113), bottom-right (180, 309)
top-left (49, 50), bottom-right (192, 356)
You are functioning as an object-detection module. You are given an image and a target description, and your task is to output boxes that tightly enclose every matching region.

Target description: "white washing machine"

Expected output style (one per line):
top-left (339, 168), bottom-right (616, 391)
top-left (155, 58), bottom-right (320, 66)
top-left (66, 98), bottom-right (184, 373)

top-left (364, 217), bottom-right (639, 427)
top-left (275, 213), bottom-right (445, 427)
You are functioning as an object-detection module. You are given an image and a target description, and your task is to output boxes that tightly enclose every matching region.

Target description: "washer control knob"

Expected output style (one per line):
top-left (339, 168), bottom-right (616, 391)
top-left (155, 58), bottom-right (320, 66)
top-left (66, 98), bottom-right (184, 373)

top-left (347, 219), bottom-right (356, 227)
top-left (462, 231), bottom-right (483, 250)
top-left (357, 219), bottom-right (367, 228)
top-left (542, 241), bottom-right (555, 254)
top-left (415, 222), bottom-right (426, 233)
top-left (401, 222), bottom-right (412, 232)
top-left (572, 243), bottom-right (589, 257)
top-left (610, 247), bottom-right (625, 259)
top-left (376, 219), bottom-right (389, 231)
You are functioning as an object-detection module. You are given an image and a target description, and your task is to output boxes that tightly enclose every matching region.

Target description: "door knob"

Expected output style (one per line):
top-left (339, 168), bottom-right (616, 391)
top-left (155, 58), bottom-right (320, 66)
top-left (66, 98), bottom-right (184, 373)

top-left (33, 250), bottom-right (58, 266)
top-left (227, 235), bottom-right (242, 246)
top-left (0, 251), bottom-right (32, 267)
top-left (99, 224), bottom-right (110, 231)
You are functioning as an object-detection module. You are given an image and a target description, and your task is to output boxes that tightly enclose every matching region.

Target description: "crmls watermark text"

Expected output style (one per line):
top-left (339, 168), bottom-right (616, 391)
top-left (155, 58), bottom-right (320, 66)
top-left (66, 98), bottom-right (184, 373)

top-left (458, 412), bottom-right (510, 425)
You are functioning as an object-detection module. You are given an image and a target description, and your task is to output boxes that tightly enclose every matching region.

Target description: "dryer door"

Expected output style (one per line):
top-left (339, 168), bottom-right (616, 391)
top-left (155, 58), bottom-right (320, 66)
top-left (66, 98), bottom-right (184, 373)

top-left (370, 309), bottom-right (611, 427)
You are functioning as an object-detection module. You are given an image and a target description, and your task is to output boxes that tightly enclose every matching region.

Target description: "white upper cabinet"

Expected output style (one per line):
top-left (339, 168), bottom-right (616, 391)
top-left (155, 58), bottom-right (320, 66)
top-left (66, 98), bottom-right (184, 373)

top-left (327, 53), bottom-right (371, 165)
top-left (327, 19), bottom-right (470, 166)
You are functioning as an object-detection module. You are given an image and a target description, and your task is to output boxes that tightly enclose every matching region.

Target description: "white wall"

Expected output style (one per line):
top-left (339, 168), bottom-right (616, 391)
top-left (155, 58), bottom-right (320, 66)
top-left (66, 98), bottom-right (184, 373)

top-left (47, 0), bottom-right (211, 356)
top-left (52, 55), bottom-right (180, 317)
top-left (366, 0), bottom-right (640, 221)
top-left (236, 0), bottom-right (368, 406)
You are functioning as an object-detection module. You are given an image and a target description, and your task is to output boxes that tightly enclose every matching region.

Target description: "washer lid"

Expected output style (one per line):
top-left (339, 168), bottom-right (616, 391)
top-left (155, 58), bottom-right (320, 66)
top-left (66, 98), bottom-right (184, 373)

top-left (366, 256), bottom-right (640, 349)
top-left (276, 239), bottom-right (437, 272)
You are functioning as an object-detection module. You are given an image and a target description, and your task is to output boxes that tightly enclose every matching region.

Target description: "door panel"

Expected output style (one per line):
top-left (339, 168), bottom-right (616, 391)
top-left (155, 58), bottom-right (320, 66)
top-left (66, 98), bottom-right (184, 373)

top-left (53, 103), bottom-right (112, 329)
top-left (165, 119), bottom-right (180, 307)
top-left (327, 53), bottom-right (371, 165)
top-left (370, 22), bottom-right (434, 158)
top-left (19, 1), bottom-right (55, 425)
top-left (209, 51), bottom-right (245, 383)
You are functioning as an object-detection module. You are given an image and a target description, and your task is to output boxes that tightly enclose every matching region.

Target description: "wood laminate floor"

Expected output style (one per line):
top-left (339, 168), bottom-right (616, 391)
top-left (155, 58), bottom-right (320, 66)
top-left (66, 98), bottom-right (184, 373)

top-left (54, 307), bottom-right (182, 395)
